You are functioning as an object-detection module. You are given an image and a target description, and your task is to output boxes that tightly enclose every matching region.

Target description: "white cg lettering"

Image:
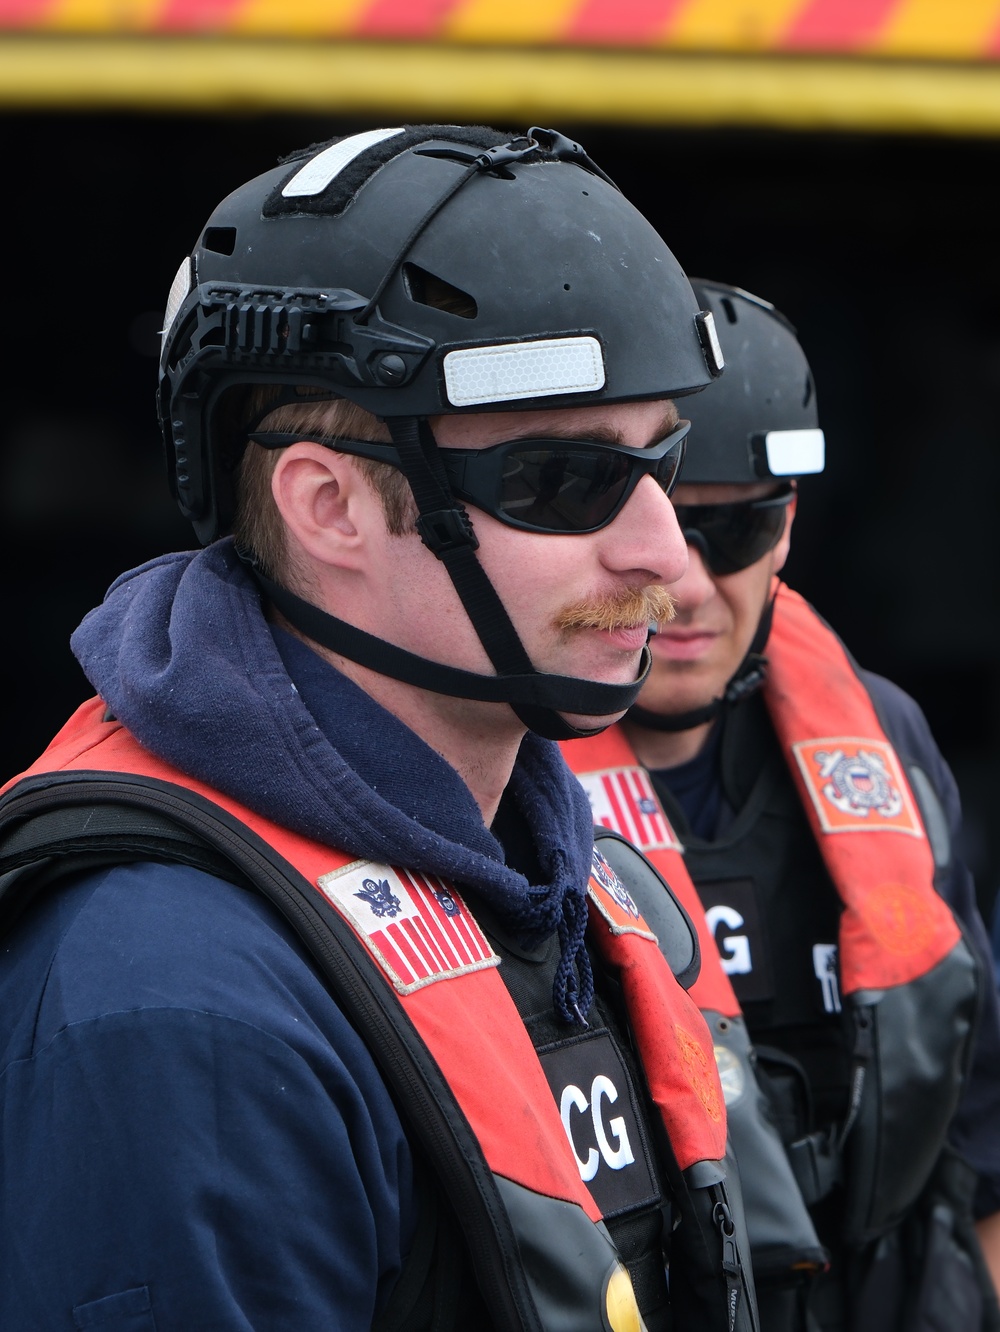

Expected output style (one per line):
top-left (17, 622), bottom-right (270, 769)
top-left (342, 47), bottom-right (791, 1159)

top-left (560, 1076), bottom-right (636, 1181)
top-left (706, 904), bottom-right (752, 975)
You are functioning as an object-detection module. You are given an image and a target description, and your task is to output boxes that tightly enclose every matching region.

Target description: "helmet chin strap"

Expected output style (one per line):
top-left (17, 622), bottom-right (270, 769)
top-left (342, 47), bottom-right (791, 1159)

top-left (627, 596), bottom-right (775, 734)
top-left (247, 415), bottom-right (651, 742)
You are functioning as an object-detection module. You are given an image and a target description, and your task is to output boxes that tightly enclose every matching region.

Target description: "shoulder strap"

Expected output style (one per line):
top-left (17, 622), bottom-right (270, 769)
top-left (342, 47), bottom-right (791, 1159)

top-left (0, 794), bottom-right (244, 927)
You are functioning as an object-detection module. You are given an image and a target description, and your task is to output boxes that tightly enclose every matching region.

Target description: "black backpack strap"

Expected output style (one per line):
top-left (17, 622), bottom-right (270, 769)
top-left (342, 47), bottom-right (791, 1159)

top-left (0, 770), bottom-right (536, 1332)
top-left (0, 798), bottom-right (245, 930)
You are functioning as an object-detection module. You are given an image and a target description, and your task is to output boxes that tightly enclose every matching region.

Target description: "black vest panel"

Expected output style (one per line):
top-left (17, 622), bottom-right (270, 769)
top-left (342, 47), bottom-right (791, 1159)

top-left (477, 904), bottom-right (672, 1332)
top-left (651, 696), bottom-right (852, 1132)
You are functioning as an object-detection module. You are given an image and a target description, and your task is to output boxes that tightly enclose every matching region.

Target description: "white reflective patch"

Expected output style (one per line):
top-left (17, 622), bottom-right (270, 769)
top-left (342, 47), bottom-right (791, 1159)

top-left (813, 943), bottom-right (842, 1013)
top-left (765, 427), bottom-right (825, 476)
top-left (161, 256), bottom-right (192, 344)
top-left (443, 336), bottom-right (605, 407)
top-left (697, 309), bottom-right (725, 375)
top-left (282, 127), bottom-right (405, 198)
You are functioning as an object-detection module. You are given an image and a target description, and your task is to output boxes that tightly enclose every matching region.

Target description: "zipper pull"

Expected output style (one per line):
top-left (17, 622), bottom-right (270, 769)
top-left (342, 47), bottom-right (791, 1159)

top-left (852, 1004), bottom-right (874, 1061)
top-left (712, 1194), bottom-right (742, 1332)
top-left (838, 1004), bottom-right (875, 1149)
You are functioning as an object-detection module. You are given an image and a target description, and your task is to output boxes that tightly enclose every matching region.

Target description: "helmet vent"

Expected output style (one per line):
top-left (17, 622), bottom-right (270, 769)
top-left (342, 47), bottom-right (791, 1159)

top-left (204, 226), bottom-right (237, 256)
top-left (721, 296), bottom-right (738, 324)
top-left (403, 263), bottom-right (477, 319)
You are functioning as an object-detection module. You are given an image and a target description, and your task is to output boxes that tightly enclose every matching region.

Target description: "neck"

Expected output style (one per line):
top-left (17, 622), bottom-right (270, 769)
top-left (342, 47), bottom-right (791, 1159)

top-left (371, 682), bottom-right (525, 827)
top-left (275, 610), bottom-right (523, 824)
top-left (621, 714), bottom-right (715, 771)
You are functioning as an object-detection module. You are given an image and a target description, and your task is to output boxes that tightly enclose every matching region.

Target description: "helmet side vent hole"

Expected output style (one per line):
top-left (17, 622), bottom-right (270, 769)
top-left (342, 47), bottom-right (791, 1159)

top-left (203, 226), bottom-right (238, 256)
top-left (564, 284), bottom-right (571, 291)
top-left (721, 297), bottom-right (738, 324)
top-left (803, 375), bottom-right (814, 408)
top-left (402, 263), bottom-right (477, 319)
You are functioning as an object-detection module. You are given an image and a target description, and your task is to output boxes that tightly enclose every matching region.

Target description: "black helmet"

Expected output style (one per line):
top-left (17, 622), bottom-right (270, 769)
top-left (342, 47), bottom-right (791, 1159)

top-left (158, 125), bottom-right (724, 739)
top-left (629, 280), bottom-right (822, 737)
top-left (679, 280), bottom-right (824, 485)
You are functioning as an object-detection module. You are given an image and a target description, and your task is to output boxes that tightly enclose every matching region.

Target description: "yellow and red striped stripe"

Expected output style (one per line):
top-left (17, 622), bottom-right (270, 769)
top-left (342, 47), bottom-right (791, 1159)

top-left (2, 0), bottom-right (1000, 58)
top-left (3, 1), bottom-right (1000, 130)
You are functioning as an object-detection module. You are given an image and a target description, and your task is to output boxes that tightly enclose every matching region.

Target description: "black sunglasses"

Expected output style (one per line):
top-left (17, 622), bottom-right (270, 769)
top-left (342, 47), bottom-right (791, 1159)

top-left (673, 485), bottom-right (794, 575)
top-left (249, 421), bottom-right (690, 536)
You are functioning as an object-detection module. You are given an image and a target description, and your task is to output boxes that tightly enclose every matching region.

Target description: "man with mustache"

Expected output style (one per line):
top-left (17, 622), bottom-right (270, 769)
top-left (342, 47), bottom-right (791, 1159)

top-left (563, 280), bottom-right (1000, 1331)
top-left (0, 132), bottom-right (759, 1330)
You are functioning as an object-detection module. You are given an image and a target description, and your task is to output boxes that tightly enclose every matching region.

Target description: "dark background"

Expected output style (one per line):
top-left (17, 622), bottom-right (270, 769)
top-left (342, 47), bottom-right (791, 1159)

top-left (4, 112), bottom-right (999, 922)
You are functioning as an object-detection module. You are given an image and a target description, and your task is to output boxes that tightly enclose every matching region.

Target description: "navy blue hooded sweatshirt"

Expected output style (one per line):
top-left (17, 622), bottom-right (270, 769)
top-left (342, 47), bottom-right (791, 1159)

top-left (0, 541), bottom-right (600, 1331)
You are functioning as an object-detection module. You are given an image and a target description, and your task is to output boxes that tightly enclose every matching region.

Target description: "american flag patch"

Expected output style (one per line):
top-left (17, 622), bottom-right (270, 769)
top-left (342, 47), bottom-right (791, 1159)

top-left (575, 766), bottom-right (683, 852)
top-left (316, 861), bottom-right (500, 995)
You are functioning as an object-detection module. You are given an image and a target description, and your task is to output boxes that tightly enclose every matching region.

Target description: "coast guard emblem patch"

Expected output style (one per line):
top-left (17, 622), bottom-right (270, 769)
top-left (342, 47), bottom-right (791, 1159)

top-left (587, 847), bottom-right (657, 940)
top-left (792, 738), bottom-right (923, 837)
top-left (317, 861), bottom-right (500, 994)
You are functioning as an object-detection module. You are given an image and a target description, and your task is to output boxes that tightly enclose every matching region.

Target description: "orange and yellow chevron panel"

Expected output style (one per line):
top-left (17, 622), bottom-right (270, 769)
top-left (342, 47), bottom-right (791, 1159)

top-left (1, 0), bottom-right (999, 59)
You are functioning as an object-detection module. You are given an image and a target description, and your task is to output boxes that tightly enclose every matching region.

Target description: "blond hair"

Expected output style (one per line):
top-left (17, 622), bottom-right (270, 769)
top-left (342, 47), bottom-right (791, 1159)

top-left (232, 389), bottom-right (416, 579)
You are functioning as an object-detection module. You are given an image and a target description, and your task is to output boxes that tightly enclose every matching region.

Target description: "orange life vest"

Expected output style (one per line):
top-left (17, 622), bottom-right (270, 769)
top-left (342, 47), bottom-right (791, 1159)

top-left (561, 582), bottom-right (980, 1253)
top-left (562, 581), bottom-right (959, 1000)
top-left (2, 698), bottom-right (758, 1331)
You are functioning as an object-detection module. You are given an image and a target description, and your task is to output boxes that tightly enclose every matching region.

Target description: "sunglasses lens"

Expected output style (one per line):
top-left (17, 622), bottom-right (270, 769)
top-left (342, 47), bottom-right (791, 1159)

top-left (677, 499), bottom-right (788, 574)
top-left (496, 433), bottom-right (686, 534)
top-left (497, 448), bottom-right (633, 533)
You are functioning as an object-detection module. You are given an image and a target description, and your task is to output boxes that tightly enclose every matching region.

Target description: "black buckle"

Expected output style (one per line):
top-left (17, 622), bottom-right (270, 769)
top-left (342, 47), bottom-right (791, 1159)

top-left (416, 506), bottom-right (479, 555)
top-left (724, 653), bottom-right (768, 705)
top-left (528, 128), bottom-right (619, 189)
top-left (473, 138), bottom-right (537, 178)
top-left (788, 1128), bottom-right (842, 1206)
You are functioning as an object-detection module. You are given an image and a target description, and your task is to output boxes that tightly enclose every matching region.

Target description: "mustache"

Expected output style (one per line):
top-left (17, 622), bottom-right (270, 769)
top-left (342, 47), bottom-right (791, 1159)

top-left (557, 585), bottom-right (677, 634)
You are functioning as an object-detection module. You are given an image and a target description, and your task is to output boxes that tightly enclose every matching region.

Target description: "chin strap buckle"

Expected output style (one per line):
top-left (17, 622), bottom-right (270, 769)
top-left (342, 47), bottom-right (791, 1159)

top-left (724, 652), bottom-right (768, 706)
top-left (416, 506), bottom-right (480, 556)
top-left (473, 137), bottom-right (537, 177)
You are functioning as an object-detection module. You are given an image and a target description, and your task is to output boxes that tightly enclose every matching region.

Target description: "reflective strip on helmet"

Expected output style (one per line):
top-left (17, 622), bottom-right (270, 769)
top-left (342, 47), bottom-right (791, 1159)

top-left (695, 309), bottom-right (725, 377)
top-left (282, 127), bottom-right (405, 198)
top-left (764, 428), bottom-right (825, 476)
top-left (162, 256), bottom-right (192, 345)
top-left (443, 336), bottom-right (606, 406)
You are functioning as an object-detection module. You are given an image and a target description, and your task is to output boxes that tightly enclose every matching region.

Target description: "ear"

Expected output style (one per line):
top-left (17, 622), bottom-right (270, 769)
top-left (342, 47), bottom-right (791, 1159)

top-left (270, 442), bottom-right (373, 570)
top-left (771, 486), bottom-right (797, 575)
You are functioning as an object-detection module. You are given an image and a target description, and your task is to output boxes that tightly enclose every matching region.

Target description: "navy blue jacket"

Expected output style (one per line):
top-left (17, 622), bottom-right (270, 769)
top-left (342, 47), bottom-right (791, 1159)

top-left (0, 542), bottom-right (598, 1330)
